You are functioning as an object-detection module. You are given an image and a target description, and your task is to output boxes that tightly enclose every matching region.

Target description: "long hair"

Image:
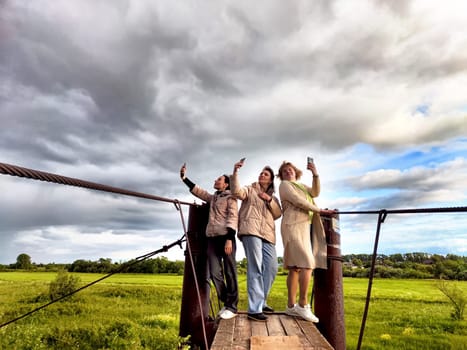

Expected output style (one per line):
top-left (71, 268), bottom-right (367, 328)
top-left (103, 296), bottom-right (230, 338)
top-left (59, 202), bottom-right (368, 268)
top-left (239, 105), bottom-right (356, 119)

top-left (262, 166), bottom-right (275, 195)
top-left (222, 174), bottom-right (230, 190)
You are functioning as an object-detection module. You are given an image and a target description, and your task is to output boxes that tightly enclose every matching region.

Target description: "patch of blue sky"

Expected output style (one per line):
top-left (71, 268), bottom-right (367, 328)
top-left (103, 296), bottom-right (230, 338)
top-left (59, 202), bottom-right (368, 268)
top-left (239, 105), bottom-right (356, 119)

top-left (412, 103), bottom-right (430, 116)
top-left (378, 222), bottom-right (467, 255)
top-left (437, 138), bottom-right (467, 157)
top-left (381, 143), bottom-right (466, 171)
top-left (387, 150), bottom-right (435, 169)
top-left (423, 198), bottom-right (467, 209)
top-left (379, 246), bottom-right (447, 256)
top-left (351, 142), bottom-right (374, 154)
top-left (345, 144), bottom-right (431, 174)
top-left (335, 143), bottom-right (389, 172)
top-left (344, 139), bottom-right (466, 175)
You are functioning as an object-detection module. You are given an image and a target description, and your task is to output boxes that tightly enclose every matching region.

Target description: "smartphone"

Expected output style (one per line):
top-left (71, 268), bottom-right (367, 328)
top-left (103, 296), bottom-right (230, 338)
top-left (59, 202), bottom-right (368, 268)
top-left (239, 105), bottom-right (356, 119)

top-left (240, 157), bottom-right (246, 163)
top-left (307, 156), bottom-right (314, 164)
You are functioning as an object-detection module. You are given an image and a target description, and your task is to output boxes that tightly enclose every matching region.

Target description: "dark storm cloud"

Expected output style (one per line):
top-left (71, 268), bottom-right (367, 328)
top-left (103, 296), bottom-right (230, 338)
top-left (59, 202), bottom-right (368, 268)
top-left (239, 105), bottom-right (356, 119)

top-left (1, 1), bottom-right (209, 174)
top-left (1, 1), bottom-right (466, 263)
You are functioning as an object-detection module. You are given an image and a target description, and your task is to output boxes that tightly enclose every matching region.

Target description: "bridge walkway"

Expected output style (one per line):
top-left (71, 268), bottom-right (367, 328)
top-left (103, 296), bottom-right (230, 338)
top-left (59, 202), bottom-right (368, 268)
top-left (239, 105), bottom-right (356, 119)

top-left (210, 312), bottom-right (334, 350)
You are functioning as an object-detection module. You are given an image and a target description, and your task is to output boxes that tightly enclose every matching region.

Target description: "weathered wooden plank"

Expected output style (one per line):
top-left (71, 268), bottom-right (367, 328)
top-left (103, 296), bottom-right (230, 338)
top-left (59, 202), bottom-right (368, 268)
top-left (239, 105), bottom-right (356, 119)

top-left (278, 315), bottom-right (316, 349)
top-left (250, 335), bottom-right (302, 350)
top-left (250, 317), bottom-right (269, 337)
top-left (210, 317), bottom-right (236, 350)
top-left (265, 314), bottom-right (286, 336)
top-left (278, 314), bottom-right (304, 336)
top-left (232, 314), bottom-right (251, 349)
top-left (296, 319), bottom-right (334, 349)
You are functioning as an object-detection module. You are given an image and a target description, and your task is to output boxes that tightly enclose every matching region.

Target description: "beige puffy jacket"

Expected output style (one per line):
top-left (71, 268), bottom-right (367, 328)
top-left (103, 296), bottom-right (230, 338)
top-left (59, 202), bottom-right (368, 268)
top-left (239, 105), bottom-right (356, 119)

top-left (230, 172), bottom-right (282, 244)
top-left (279, 179), bottom-right (327, 269)
top-left (191, 185), bottom-right (238, 237)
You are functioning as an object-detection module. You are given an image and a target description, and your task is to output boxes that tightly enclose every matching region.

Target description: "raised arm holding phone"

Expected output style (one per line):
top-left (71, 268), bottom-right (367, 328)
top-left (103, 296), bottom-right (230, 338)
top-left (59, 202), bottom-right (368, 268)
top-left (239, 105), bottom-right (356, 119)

top-left (230, 158), bottom-right (282, 322)
top-left (180, 163), bottom-right (239, 319)
top-left (277, 158), bottom-right (336, 323)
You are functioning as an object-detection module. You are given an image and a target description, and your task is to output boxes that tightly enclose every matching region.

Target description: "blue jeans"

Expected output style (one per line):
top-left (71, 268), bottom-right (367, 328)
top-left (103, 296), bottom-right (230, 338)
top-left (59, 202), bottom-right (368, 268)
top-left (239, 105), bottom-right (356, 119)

top-left (242, 235), bottom-right (278, 314)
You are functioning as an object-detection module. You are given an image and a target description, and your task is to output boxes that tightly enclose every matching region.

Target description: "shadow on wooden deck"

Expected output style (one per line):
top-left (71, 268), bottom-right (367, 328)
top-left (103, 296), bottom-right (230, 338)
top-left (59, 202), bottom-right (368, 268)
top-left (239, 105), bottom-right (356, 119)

top-left (210, 312), bottom-right (334, 350)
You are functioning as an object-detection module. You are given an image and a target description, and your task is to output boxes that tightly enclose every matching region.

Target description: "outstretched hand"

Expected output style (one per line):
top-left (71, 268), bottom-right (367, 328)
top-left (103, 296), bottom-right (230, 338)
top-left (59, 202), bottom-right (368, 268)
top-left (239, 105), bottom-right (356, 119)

top-left (233, 159), bottom-right (245, 173)
top-left (307, 161), bottom-right (318, 176)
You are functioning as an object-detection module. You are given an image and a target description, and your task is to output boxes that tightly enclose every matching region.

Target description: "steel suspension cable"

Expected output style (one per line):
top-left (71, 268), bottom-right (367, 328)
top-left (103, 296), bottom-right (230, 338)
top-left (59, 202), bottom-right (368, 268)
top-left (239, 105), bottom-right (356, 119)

top-left (0, 162), bottom-right (193, 206)
top-left (338, 206), bottom-right (467, 214)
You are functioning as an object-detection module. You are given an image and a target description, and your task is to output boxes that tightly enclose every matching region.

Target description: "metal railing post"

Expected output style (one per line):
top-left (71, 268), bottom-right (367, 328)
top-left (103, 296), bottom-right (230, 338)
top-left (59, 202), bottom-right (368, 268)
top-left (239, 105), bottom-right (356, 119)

top-left (179, 204), bottom-right (215, 349)
top-left (314, 212), bottom-right (346, 350)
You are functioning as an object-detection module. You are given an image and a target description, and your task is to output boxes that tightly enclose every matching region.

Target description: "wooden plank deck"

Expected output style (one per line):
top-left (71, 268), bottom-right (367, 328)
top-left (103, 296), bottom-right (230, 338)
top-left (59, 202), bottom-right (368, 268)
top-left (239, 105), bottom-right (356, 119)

top-left (210, 312), bottom-right (334, 350)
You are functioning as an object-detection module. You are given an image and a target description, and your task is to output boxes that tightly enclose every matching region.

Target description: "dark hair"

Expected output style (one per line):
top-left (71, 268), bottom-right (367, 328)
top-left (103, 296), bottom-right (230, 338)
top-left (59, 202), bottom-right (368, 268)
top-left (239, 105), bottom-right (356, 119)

top-left (263, 166), bottom-right (275, 195)
top-left (223, 174), bottom-right (230, 190)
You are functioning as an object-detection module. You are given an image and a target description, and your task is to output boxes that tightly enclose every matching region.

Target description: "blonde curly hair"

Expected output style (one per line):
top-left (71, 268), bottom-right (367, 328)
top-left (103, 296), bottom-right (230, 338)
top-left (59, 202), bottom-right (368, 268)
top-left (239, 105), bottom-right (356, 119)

top-left (277, 161), bottom-right (303, 180)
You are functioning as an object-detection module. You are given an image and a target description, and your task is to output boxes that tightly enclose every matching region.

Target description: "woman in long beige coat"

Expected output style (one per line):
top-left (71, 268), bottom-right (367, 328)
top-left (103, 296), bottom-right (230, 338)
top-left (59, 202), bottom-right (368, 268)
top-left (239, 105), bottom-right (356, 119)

top-left (278, 160), bottom-right (336, 323)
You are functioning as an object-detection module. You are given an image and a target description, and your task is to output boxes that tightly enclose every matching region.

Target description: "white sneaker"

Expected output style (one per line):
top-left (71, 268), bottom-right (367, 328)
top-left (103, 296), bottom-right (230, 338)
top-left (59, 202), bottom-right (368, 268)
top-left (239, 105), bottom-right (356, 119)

top-left (294, 304), bottom-right (319, 323)
top-left (217, 306), bottom-right (227, 317)
top-left (219, 308), bottom-right (237, 320)
top-left (285, 304), bottom-right (298, 317)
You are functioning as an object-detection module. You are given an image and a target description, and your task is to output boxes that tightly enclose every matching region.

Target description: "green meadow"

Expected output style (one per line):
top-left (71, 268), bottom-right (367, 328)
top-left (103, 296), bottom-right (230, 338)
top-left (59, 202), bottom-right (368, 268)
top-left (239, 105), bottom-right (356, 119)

top-left (0, 272), bottom-right (466, 349)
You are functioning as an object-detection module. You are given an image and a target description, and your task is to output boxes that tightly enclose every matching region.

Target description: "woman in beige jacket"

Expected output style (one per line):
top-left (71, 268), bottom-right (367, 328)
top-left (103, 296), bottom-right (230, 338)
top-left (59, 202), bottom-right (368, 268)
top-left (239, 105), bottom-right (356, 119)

top-left (230, 159), bottom-right (282, 322)
top-left (278, 160), bottom-right (336, 323)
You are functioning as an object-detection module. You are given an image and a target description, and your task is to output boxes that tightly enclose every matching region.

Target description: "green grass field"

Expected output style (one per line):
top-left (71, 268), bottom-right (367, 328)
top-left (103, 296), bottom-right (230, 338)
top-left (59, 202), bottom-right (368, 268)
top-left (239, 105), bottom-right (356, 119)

top-left (0, 272), bottom-right (466, 349)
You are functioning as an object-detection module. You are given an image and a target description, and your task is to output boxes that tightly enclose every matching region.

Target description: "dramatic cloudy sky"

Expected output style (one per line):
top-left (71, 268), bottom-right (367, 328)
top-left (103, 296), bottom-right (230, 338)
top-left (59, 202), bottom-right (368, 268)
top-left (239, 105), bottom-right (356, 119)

top-left (1, 0), bottom-right (466, 264)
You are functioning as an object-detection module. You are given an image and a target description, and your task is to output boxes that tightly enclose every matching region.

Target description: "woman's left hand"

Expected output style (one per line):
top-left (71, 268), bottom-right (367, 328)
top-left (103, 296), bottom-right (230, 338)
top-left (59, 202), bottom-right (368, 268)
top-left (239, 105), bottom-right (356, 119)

top-left (307, 161), bottom-right (318, 176)
top-left (224, 240), bottom-right (233, 255)
top-left (319, 209), bottom-right (337, 217)
top-left (258, 192), bottom-right (271, 202)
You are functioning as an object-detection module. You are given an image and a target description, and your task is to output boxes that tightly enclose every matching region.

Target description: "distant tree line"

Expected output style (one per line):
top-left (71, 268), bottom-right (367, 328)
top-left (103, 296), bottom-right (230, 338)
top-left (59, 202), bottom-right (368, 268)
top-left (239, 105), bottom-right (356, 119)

top-left (342, 252), bottom-right (467, 280)
top-left (0, 254), bottom-right (184, 275)
top-left (2, 252), bottom-right (466, 280)
top-left (68, 257), bottom-right (184, 274)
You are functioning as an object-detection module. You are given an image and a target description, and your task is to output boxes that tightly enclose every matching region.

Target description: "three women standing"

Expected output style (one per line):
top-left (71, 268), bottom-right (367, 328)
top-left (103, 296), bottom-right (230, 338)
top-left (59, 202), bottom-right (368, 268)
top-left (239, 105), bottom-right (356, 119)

top-left (180, 158), bottom-right (334, 323)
